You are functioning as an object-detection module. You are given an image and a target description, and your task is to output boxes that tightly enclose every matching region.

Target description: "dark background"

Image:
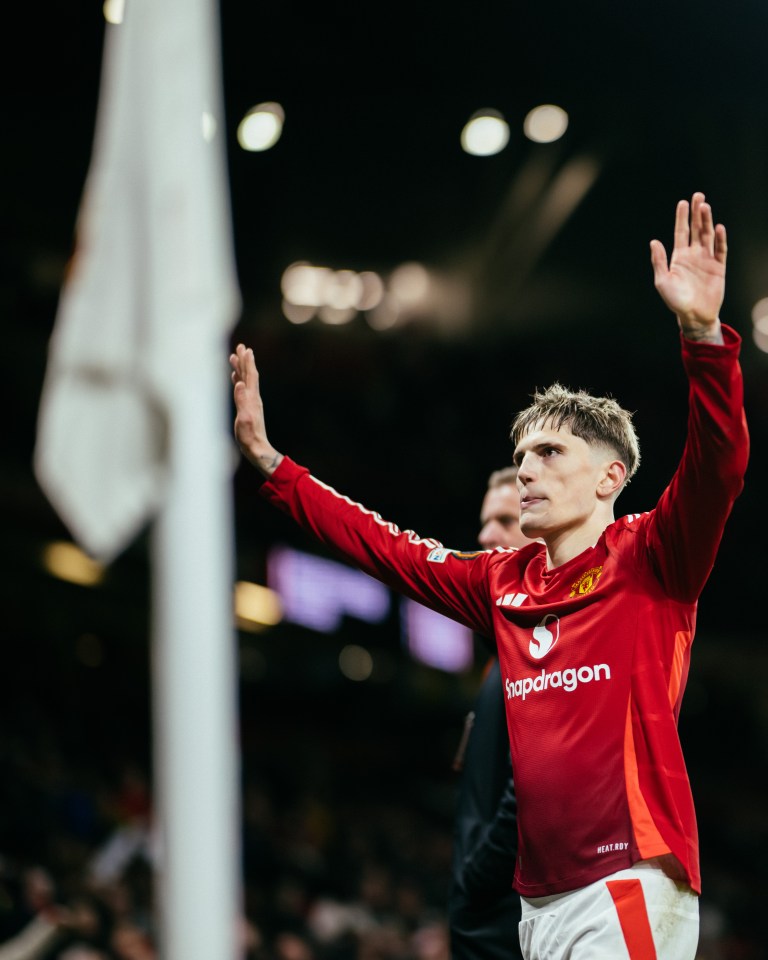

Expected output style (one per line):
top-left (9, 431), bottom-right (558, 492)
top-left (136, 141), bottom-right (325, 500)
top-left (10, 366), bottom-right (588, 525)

top-left (1, 0), bottom-right (767, 956)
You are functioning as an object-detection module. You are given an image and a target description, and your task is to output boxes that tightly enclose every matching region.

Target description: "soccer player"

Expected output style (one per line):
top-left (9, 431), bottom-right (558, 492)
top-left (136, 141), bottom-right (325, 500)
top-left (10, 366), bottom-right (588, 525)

top-left (230, 193), bottom-right (749, 959)
top-left (449, 466), bottom-right (532, 960)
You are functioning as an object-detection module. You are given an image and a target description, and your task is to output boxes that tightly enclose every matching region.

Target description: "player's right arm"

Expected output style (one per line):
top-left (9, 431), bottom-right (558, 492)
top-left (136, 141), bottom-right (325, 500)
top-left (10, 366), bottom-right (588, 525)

top-left (229, 344), bottom-right (496, 636)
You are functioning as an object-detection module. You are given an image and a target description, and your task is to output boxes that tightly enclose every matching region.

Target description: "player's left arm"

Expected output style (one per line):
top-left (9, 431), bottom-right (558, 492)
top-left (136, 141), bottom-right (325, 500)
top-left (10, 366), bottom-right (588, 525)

top-left (646, 193), bottom-right (749, 600)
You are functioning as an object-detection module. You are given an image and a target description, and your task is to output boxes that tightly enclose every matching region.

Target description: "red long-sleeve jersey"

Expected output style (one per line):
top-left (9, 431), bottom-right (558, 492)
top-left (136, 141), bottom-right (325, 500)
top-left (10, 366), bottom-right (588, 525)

top-left (259, 328), bottom-right (748, 897)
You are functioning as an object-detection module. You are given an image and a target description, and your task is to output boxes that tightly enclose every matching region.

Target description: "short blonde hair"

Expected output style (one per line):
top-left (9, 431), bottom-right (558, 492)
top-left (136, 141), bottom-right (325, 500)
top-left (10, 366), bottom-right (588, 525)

top-left (510, 382), bottom-right (641, 480)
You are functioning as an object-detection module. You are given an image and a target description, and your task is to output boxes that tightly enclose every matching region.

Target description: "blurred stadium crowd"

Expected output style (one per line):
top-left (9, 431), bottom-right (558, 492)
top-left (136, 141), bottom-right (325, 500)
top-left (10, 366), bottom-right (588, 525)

top-left (0, 678), bottom-right (765, 960)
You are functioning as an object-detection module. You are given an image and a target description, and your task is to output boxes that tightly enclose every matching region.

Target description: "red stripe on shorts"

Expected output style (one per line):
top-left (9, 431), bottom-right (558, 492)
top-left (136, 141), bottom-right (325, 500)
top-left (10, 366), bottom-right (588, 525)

top-left (606, 879), bottom-right (657, 960)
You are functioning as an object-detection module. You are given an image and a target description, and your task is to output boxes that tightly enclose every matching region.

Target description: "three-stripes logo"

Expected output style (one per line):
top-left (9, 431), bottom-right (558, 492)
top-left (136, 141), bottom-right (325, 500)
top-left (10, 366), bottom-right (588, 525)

top-left (496, 592), bottom-right (527, 608)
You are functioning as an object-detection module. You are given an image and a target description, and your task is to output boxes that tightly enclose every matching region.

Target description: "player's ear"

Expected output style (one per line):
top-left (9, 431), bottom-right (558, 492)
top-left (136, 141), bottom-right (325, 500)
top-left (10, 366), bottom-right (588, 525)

top-left (597, 459), bottom-right (626, 499)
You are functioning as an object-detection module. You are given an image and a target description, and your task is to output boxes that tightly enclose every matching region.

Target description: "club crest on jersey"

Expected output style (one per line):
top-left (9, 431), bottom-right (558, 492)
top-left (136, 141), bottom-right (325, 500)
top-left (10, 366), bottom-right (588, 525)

top-left (569, 565), bottom-right (603, 597)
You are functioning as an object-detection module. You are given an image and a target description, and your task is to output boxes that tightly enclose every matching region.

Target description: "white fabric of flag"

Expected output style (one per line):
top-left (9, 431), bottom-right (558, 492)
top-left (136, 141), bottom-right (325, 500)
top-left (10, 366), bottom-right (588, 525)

top-left (34, 0), bottom-right (240, 562)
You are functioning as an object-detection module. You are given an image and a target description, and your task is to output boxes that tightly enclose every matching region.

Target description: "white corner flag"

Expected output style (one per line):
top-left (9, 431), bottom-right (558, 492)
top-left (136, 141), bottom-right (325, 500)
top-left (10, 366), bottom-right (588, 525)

top-left (34, 0), bottom-right (243, 958)
top-left (35, 0), bottom-right (239, 560)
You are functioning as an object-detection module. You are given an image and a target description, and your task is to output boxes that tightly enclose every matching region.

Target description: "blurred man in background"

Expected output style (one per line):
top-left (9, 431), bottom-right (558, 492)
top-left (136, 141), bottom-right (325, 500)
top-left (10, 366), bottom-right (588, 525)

top-left (449, 467), bottom-right (532, 960)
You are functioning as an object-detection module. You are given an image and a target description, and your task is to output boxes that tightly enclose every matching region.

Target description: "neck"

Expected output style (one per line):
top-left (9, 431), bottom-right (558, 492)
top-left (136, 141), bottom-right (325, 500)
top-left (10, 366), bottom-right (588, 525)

top-left (543, 514), bottom-right (614, 570)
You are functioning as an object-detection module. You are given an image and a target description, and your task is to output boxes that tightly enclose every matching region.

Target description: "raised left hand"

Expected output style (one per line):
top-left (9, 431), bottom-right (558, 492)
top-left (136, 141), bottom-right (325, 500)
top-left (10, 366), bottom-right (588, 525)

top-left (650, 192), bottom-right (726, 340)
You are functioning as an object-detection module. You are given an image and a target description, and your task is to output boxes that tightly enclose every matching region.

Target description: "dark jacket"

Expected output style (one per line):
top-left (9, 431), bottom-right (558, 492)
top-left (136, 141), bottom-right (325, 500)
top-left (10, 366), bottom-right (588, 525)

top-left (449, 658), bottom-right (522, 960)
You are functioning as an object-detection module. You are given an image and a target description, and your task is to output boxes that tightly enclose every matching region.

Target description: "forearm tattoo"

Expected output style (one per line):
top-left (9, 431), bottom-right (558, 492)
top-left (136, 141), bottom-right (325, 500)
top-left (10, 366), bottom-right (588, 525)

top-left (259, 451), bottom-right (282, 472)
top-left (681, 326), bottom-right (724, 345)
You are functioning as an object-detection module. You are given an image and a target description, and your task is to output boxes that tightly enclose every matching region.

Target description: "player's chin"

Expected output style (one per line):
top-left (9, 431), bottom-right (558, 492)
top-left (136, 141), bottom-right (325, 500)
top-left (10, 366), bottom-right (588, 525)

top-left (519, 517), bottom-right (546, 539)
top-left (521, 501), bottom-right (554, 530)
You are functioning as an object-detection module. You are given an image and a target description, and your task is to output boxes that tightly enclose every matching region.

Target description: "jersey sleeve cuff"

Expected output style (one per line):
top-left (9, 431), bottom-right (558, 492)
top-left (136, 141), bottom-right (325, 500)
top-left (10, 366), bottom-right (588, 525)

top-left (258, 456), bottom-right (309, 505)
top-left (680, 323), bottom-right (741, 359)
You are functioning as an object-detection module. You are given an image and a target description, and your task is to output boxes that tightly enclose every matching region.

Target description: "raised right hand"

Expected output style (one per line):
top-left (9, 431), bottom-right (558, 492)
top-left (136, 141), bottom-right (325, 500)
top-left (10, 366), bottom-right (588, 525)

top-left (229, 344), bottom-right (283, 476)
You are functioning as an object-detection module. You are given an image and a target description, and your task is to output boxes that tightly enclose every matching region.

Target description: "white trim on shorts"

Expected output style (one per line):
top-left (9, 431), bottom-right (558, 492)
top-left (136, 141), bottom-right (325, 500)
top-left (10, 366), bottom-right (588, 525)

top-left (517, 859), bottom-right (699, 960)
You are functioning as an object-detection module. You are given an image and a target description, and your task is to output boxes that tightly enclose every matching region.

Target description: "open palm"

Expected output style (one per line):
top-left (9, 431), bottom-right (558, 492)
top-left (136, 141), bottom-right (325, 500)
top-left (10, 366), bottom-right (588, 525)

top-left (650, 192), bottom-right (727, 333)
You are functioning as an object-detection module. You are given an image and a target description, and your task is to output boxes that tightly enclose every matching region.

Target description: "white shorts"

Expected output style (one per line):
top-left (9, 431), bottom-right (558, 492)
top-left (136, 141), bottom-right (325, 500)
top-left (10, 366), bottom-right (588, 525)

top-left (518, 860), bottom-right (699, 960)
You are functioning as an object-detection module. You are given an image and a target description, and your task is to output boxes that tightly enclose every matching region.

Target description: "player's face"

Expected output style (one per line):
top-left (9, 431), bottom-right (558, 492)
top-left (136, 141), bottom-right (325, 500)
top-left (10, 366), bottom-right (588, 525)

top-left (478, 484), bottom-right (532, 550)
top-left (513, 422), bottom-right (613, 542)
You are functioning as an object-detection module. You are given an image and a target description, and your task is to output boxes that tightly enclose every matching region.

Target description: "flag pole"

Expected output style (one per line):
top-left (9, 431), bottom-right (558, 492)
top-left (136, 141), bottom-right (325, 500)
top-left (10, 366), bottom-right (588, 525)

top-left (151, 342), bottom-right (240, 960)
